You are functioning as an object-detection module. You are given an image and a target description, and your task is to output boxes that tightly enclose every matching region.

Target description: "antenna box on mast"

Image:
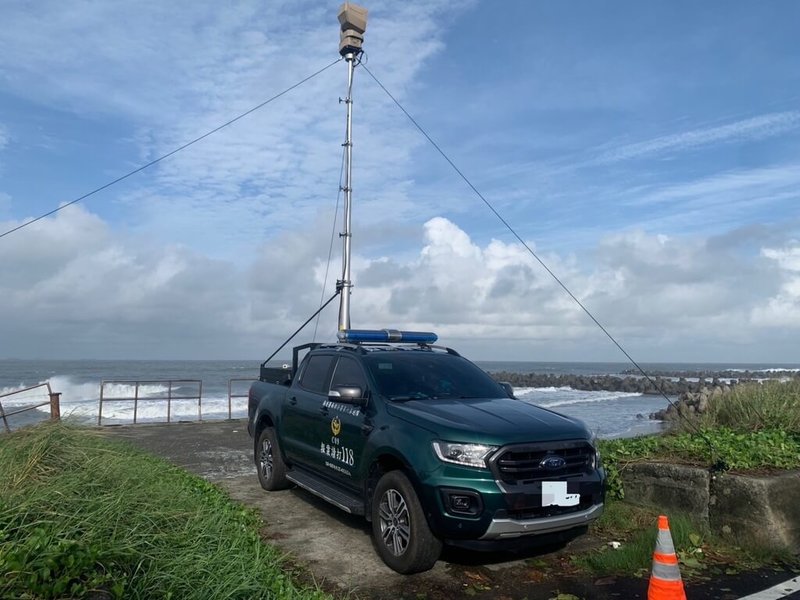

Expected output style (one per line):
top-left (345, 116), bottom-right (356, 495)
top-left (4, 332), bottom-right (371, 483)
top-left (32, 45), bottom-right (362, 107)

top-left (338, 3), bottom-right (368, 55)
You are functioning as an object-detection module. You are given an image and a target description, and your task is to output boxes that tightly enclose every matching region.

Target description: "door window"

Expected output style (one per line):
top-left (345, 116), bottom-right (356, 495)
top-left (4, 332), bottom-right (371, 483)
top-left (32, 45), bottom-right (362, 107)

top-left (298, 355), bottom-right (334, 394)
top-left (330, 357), bottom-right (367, 391)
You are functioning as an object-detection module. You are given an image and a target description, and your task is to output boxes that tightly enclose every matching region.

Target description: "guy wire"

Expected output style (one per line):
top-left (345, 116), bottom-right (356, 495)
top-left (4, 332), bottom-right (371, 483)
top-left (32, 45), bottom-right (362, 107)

top-left (362, 63), bottom-right (727, 470)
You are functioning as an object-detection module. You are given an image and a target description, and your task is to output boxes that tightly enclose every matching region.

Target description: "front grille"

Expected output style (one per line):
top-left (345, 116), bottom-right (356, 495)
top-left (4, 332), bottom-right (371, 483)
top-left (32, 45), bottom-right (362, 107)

top-left (491, 441), bottom-right (594, 485)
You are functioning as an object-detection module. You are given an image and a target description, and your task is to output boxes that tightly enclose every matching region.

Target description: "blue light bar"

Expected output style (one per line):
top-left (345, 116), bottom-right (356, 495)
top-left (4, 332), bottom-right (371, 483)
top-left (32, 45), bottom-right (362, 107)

top-left (337, 329), bottom-right (438, 344)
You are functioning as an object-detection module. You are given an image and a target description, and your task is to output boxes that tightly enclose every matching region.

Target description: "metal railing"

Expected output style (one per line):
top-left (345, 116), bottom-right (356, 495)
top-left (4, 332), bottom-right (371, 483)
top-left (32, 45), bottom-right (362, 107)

top-left (97, 380), bottom-right (203, 426)
top-left (227, 378), bottom-right (255, 420)
top-left (2, 377), bottom-right (256, 429)
top-left (0, 383), bottom-right (61, 433)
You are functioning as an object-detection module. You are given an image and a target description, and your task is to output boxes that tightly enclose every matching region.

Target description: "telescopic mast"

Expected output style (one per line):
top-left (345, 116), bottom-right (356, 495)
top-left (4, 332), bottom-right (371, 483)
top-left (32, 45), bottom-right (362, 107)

top-left (336, 2), bottom-right (368, 333)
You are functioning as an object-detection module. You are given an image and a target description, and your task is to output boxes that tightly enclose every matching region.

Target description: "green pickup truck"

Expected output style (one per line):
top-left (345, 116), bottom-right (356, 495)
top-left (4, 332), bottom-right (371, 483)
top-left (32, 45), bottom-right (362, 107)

top-left (247, 332), bottom-right (605, 573)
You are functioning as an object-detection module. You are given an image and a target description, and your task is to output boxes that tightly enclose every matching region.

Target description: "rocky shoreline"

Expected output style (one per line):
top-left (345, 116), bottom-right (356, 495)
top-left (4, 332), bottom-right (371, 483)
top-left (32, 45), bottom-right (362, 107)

top-left (488, 371), bottom-right (737, 396)
top-left (619, 368), bottom-right (799, 380)
top-left (488, 370), bottom-right (799, 423)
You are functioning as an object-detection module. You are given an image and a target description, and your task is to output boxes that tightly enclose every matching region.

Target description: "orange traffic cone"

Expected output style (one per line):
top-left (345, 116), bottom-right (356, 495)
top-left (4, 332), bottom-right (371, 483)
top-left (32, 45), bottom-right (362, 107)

top-left (648, 515), bottom-right (687, 600)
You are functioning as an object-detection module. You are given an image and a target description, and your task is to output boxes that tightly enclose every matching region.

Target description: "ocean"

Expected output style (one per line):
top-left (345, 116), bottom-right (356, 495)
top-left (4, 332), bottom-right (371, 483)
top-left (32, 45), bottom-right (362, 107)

top-left (2, 359), bottom-right (798, 439)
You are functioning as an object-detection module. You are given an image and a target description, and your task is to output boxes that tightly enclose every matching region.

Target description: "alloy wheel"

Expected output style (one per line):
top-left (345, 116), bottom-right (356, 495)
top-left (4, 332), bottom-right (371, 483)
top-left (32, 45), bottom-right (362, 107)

top-left (378, 488), bottom-right (411, 556)
top-left (259, 439), bottom-right (274, 481)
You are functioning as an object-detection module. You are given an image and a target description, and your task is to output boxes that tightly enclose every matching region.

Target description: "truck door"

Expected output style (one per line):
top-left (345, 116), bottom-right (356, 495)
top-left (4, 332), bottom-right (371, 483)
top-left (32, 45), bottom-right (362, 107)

top-left (316, 355), bottom-right (371, 490)
top-left (282, 353), bottom-right (335, 466)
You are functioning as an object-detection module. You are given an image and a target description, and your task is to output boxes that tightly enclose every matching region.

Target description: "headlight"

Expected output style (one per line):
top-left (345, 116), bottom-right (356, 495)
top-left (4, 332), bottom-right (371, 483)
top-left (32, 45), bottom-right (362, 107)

top-left (589, 432), bottom-right (601, 469)
top-left (432, 441), bottom-right (498, 469)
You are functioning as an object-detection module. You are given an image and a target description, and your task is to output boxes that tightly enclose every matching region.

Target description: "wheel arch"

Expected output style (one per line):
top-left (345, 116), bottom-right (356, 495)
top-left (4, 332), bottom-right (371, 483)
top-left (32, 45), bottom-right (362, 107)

top-left (253, 412), bottom-right (276, 457)
top-left (364, 449), bottom-right (420, 522)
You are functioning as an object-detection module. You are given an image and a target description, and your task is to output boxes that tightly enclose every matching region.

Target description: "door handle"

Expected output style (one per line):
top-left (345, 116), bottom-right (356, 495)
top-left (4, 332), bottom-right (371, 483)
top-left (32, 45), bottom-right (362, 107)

top-left (361, 423), bottom-right (374, 435)
top-left (319, 406), bottom-right (329, 415)
top-left (289, 396), bottom-right (297, 406)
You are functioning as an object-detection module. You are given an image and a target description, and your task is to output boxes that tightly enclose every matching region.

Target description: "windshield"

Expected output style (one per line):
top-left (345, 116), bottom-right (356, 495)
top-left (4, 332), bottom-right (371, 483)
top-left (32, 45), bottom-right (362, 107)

top-left (363, 352), bottom-right (505, 401)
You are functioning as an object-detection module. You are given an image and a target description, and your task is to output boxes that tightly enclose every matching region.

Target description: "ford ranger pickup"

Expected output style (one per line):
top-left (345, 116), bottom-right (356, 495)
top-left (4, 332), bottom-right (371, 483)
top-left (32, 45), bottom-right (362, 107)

top-left (247, 331), bottom-right (605, 574)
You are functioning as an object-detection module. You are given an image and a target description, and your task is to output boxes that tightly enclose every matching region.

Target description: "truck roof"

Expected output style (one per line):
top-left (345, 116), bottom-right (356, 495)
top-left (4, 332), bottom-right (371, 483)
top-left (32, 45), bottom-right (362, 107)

top-left (312, 342), bottom-right (461, 356)
top-left (259, 342), bottom-right (461, 383)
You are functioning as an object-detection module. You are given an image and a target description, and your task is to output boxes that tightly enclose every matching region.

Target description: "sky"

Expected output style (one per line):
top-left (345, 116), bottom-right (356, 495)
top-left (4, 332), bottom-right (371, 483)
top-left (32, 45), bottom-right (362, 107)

top-left (1, 0), bottom-right (799, 363)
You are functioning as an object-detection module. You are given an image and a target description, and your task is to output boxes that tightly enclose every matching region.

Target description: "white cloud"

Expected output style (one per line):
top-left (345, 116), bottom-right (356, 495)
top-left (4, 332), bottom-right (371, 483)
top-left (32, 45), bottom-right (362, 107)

top-left (761, 245), bottom-right (800, 272)
top-left (598, 111), bottom-right (800, 163)
top-left (595, 164), bottom-right (800, 239)
top-left (0, 124), bottom-right (8, 180)
top-left (478, 111), bottom-right (800, 214)
top-left (1, 200), bottom-right (799, 361)
top-left (336, 219), bottom-right (800, 361)
top-left (626, 163), bottom-right (800, 208)
top-left (0, 206), bottom-right (248, 358)
top-left (752, 243), bottom-right (800, 327)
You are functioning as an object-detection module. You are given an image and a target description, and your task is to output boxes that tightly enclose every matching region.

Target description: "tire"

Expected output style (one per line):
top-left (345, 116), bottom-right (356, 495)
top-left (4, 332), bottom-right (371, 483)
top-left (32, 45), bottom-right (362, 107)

top-left (256, 427), bottom-right (289, 491)
top-left (371, 470), bottom-right (442, 574)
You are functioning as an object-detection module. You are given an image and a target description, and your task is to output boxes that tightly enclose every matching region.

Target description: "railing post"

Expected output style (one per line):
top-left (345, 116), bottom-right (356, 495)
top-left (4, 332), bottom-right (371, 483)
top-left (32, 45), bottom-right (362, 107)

top-left (133, 382), bottom-right (140, 424)
top-left (228, 379), bottom-right (233, 420)
top-left (98, 383), bottom-right (105, 426)
top-left (198, 381), bottom-right (203, 421)
top-left (49, 392), bottom-right (61, 421)
top-left (0, 402), bottom-right (9, 433)
top-left (167, 381), bottom-right (173, 424)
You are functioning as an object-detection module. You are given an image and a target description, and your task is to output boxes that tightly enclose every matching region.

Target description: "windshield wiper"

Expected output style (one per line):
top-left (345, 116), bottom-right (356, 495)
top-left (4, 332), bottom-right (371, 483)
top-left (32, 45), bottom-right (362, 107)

top-left (388, 393), bottom-right (431, 402)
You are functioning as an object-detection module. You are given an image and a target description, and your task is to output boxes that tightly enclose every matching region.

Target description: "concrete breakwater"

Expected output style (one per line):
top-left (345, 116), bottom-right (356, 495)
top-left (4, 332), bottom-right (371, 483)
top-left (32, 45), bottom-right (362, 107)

top-left (619, 368), bottom-right (799, 379)
top-left (648, 384), bottom-right (731, 421)
top-left (488, 371), bottom-right (731, 396)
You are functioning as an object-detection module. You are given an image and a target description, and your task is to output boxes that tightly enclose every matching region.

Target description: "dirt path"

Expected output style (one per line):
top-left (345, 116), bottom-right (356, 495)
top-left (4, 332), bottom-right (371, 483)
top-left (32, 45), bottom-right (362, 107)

top-left (105, 420), bottom-right (797, 600)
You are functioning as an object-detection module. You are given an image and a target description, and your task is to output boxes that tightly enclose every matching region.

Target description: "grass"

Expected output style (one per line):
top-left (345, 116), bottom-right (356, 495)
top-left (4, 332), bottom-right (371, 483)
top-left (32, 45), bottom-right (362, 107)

top-left (674, 379), bottom-right (800, 434)
top-left (579, 501), bottom-right (797, 578)
top-left (581, 503), bottom-right (697, 577)
top-left (0, 422), bottom-right (329, 600)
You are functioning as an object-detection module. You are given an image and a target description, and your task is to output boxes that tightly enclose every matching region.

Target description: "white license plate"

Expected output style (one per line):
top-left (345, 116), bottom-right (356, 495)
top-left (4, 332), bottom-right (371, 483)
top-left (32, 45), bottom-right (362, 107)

top-left (541, 481), bottom-right (580, 507)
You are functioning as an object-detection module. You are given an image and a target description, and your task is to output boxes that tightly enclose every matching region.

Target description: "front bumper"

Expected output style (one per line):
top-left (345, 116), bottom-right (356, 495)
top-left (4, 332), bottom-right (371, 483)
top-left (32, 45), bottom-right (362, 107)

top-left (419, 466), bottom-right (605, 542)
top-left (479, 502), bottom-right (603, 539)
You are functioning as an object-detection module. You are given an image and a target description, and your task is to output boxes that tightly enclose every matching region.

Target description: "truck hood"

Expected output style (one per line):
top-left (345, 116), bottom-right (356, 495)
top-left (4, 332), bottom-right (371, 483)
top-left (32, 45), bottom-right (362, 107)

top-left (386, 397), bottom-right (592, 444)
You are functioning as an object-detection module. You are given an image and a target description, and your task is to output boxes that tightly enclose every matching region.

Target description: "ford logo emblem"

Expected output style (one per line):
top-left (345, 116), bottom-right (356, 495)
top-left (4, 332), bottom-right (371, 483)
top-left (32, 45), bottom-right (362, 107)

top-left (540, 455), bottom-right (566, 470)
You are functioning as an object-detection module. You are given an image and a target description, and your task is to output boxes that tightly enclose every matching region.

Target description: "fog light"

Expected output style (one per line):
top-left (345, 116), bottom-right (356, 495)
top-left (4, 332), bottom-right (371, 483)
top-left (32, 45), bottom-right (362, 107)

top-left (440, 488), bottom-right (483, 516)
top-left (451, 495), bottom-right (472, 511)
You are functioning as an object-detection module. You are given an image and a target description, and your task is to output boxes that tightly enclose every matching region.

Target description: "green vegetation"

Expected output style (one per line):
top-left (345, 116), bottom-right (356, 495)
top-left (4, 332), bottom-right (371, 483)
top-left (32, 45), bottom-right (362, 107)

top-left (580, 502), bottom-right (795, 577)
top-left (577, 379), bottom-right (800, 577)
top-left (581, 503), bottom-right (698, 576)
top-left (600, 379), bottom-right (800, 500)
top-left (600, 428), bottom-right (800, 499)
top-left (0, 422), bottom-right (329, 600)
top-left (676, 379), bottom-right (800, 434)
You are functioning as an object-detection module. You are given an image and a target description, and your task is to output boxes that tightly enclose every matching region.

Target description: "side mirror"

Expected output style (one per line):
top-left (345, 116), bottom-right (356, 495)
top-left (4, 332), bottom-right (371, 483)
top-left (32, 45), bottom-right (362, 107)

top-left (499, 382), bottom-right (515, 399)
top-left (328, 386), bottom-right (367, 405)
